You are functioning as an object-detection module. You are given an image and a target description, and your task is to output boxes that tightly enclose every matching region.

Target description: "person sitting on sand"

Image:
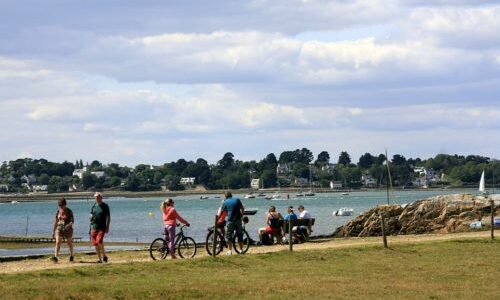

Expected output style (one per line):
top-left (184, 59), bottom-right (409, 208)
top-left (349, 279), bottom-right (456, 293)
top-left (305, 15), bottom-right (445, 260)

top-left (51, 198), bottom-right (74, 263)
top-left (258, 206), bottom-right (283, 245)
top-left (161, 198), bottom-right (190, 259)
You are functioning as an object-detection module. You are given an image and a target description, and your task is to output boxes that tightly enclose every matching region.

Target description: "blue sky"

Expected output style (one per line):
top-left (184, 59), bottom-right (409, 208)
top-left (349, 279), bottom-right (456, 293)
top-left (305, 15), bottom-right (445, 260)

top-left (1, 1), bottom-right (499, 166)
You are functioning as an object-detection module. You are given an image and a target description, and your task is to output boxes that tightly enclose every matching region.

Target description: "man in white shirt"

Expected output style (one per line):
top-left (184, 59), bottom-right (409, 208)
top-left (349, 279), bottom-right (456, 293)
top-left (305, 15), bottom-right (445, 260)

top-left (298, 205), bottom-right (311, 219)
top-left (297, 205), bottom-right (313, 234)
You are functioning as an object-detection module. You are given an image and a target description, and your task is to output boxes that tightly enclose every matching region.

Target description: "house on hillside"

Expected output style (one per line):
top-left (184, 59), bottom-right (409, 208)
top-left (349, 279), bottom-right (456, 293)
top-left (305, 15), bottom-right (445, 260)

top-left (362, 173), bottom-right (377, 187)
top-left (33, 185), bottom-right (48, 192)
top-left (276, 163), bottom-right (292, 176)
top-left (413, 167), bottom-right (439, 188)
top-left (91, 171), bottom-right (105, 178)
top-left (320, 163), bottom-right (336, 174)
top-left (180, 177), bottom-right (196, 185)
top-left (0, 184), bottom-right (9, 192)
top-left (251, 178), bottom-right (261, 189)
top-left (73, 167), bottom-right (87, 179)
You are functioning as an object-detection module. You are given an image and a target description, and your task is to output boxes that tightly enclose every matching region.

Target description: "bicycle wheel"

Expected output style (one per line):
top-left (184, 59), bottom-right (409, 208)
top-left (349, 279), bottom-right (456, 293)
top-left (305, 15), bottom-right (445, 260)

top-left (177, 237), bottom-right (197, 259)
top-left (149, 238), bottom-right (168, 260)
top-left (233, 229), bottom-right (250, 254)
top-left (205, 230), bottom-right (224, 256)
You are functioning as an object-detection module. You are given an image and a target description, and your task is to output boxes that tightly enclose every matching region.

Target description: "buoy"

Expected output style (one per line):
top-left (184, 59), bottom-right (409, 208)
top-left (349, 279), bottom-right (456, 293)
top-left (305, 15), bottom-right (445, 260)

top-left (148, 211), bottom-right (155, 219)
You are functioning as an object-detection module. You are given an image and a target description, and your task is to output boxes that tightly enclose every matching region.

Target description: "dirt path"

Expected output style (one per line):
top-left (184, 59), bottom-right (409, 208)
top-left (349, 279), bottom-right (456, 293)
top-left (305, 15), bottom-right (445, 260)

top-left (1, 230), bottom-right (497, 274)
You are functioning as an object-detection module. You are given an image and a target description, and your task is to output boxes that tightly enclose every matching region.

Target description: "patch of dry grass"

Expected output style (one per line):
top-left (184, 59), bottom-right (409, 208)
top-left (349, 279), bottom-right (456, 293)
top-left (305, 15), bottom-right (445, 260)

top-left (0, 239), bottom-right (499, 299)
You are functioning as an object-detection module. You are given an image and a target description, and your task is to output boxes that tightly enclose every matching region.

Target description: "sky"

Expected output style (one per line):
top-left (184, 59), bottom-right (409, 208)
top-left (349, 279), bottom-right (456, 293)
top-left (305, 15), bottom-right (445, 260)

top-left (1, 0), bottom-right (499, 166)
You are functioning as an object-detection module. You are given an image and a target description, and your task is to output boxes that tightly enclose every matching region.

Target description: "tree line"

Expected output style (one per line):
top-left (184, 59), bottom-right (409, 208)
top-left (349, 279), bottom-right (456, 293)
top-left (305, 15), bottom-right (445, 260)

top-left (1, 150), bottom-right (499, 193)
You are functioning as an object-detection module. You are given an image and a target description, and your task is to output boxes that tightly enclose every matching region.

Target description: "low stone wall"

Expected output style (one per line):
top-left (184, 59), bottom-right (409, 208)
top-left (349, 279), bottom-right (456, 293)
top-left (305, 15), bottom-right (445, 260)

top-left (333, 194), bottom-right (500, 237)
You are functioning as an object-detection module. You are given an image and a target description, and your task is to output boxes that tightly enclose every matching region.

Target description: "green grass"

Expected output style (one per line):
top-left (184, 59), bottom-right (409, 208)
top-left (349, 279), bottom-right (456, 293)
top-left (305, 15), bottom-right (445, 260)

top-left (1, 239), bottom-right (499, 299)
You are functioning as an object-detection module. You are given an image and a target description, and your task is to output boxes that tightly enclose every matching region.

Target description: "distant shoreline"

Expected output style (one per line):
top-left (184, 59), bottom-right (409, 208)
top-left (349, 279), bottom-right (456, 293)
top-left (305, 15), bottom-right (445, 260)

top-left (0, 186), bottom-right (473, 203)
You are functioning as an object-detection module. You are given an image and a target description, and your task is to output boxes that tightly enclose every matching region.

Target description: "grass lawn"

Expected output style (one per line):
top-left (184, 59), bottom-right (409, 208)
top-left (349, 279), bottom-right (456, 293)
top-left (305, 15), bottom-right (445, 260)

top-left (0, 239), bottom-right (499, 299)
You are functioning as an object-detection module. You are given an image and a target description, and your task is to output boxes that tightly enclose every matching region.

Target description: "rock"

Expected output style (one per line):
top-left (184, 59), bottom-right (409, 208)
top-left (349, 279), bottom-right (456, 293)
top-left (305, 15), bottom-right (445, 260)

top-left (333, 193), bottom-right (494, 237)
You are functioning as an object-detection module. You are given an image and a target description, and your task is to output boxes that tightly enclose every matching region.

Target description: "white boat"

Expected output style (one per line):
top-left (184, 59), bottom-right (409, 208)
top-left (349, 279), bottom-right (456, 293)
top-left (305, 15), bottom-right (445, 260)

top-left (257, 192), bottom-right (266, 197)
top-left (295, 191), bottom-right (304, 197)
top-left (341, 192), bottom-right (349, 196)
top-left (199, 196), bottom-right (209, 199)
top-left (304, 190), bottom-right (315, 196)
top-left (333, 207), bottom-right (354, 216)
top-left (244, 193), bottom-right (256, 199)
top-left (304, 165), bottom-right (315, 196)
top-left (479, 170), bottom-right (487, 195)
top-left (11, 200), bottom-right (19, 204)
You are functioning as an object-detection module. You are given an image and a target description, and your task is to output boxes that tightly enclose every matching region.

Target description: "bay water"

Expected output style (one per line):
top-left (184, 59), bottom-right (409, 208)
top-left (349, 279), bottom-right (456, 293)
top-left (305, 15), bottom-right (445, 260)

top-left (0, 189), bottom-right (472, 256)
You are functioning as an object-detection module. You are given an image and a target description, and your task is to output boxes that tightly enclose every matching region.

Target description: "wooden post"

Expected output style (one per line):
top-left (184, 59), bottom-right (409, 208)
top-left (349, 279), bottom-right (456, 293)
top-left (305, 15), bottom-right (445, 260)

top-left (25, 215), bottom-right (29, 237)
top-left (212, 215), bottom-right (218, 257)
top-left (490, 200), bottom-right (495, 240)
top-left (380, 212), bottom-right (388, 248)
top-left (289, 220), bottom-right (293, 252)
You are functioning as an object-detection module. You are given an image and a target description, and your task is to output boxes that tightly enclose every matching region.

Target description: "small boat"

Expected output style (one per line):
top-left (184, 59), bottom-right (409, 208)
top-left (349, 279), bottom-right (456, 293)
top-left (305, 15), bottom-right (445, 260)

top-left (199, 196), bottom-right (209, 199)
top-left (295, 191), bottom-right (305, 197)
top-left (333, 207), bottom-right (354, 216)
top-left (341, 192), bottom-right (349, 196)
top-left (11, 200), bottom-right (19, 204)
top-left (244, 193), bottom-right (256, 199)
top-left (257, 192), bottom-right (266, 197)
top-left (304, 190), bottom-right (315, 197)
top-left (243, 209), bottom-right (258, 215)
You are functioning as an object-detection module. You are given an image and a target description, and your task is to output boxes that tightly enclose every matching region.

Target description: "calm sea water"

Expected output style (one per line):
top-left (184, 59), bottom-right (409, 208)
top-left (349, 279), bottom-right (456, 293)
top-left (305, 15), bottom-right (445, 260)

top-left (0, 189), bottom-right (473, 248)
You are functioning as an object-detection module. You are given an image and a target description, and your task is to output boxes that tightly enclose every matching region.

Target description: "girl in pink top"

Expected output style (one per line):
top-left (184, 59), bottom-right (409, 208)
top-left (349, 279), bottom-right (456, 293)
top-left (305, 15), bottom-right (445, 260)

top-left (161, 198), bottom-right (190, 259)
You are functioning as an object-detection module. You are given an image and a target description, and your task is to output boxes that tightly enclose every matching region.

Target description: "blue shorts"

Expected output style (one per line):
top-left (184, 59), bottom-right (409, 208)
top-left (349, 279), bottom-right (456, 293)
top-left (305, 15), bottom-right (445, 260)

top-left (226, 220), bottom-right (243, 242)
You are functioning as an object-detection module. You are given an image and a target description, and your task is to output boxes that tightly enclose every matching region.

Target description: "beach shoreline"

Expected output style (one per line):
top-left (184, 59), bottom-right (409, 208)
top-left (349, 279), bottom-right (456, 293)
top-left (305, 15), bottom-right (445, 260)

top-left (0, 186), bottom-right (470, 203)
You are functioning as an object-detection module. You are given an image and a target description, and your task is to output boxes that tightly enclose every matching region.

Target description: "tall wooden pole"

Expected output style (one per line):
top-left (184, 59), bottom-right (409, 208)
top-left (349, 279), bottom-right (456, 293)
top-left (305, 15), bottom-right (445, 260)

top-left (380, 212), bottom-right (388, 248)
top-left (490, 200), bottom-right (495, 240)
top-left (212, 215), bottom-right (218, 257)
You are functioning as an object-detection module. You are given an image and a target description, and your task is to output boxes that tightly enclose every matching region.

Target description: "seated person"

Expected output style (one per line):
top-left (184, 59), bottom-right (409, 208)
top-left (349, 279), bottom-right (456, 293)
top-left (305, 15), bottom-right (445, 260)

top-left (284, 206), bottom-right (297, 221)
top-left (258, 206), bottom-right (283, 244)
top-left (297, 205), bottom-right (313, 235)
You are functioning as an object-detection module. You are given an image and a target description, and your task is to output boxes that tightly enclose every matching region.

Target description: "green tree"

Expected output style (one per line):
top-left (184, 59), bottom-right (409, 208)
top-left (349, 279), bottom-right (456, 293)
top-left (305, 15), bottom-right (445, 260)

top-left (338, 151), bottom-right (351, 165)
top-left (358, 153), bottom-right (375, 169)
top-left (315, 151), bottom-right (330, 165)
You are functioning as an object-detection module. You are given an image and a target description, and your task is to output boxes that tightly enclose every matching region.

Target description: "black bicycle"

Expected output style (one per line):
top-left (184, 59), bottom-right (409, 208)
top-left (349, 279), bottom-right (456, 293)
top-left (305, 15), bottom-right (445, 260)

top-left (205, 213), bottom-right (255, 256)
top-left (150, 224), bottom-right (197, 260)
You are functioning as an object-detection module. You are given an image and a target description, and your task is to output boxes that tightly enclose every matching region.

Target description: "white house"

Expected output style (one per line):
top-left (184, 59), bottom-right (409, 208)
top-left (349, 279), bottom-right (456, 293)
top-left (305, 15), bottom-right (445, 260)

top-left (362, 173), bottom-right (377, 187)
top-left (180, 177), bottom-right (195, 185)
top-left (276, 163), bottom-right (292, 176)
top-left (32, 185), bottom-right (48, 192)
top-left (73, 167), bottom-right (87, 179)
top-left (413, 167), bottom-right (439, 187)
top-left (0, 184), bottom-right (9, 192)
top-left (294, 177), bottom-right (309, 186)
top-left (91, 171), bottom-right (105, 178)
top-left (250, 178), bottom-right (260, 189)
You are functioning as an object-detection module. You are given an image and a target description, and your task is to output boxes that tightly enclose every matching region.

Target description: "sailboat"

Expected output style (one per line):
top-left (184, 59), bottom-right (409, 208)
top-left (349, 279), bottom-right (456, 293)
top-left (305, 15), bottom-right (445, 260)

top-left (479, 170), bottom-right (487, 196)
top-left (341, 178), bottom-right (349, 195)
top-left (304, 164), bottom-right (315, 197)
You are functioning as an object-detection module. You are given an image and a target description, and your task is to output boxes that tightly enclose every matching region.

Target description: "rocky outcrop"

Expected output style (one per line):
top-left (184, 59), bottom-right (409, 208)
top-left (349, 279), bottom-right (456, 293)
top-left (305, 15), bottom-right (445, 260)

top-left (333, 194), bottom-right (499, 237)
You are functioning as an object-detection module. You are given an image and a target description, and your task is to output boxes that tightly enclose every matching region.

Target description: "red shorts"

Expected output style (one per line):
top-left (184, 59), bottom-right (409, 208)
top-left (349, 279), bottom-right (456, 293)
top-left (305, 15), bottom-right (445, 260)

top-left (265, 226), bottom-right (281, 235)
top-left (91, 229), bottom-right (105, 246)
